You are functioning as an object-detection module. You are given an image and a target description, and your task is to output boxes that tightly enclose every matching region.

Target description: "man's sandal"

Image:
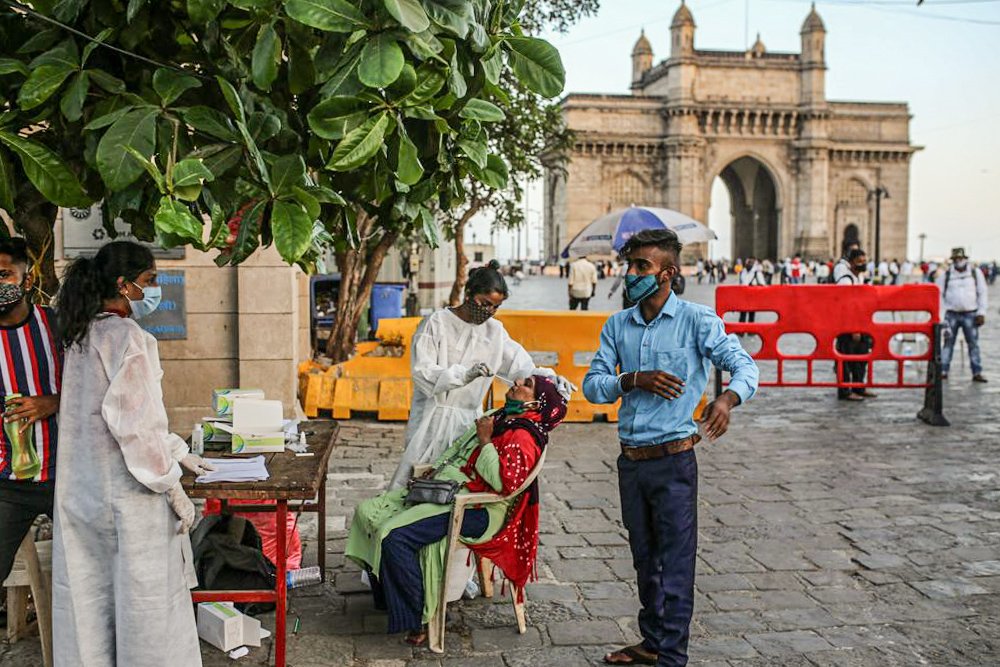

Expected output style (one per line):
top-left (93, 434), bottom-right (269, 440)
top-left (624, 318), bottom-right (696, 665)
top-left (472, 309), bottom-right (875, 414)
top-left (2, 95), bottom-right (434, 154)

top-left (604, 644), bottom-right (657, 665)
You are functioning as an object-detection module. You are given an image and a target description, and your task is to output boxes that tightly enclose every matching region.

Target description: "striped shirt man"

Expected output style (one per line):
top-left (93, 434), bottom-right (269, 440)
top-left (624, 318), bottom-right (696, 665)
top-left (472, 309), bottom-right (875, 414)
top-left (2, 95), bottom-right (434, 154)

top-left (1, 304), bottom-right (62, 482)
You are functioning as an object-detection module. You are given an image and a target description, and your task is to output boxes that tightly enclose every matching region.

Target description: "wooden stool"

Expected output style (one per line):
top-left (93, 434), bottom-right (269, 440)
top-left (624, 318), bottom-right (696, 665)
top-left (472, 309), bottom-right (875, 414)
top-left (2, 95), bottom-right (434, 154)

top-left (2, 534), bottom-right (53, 667)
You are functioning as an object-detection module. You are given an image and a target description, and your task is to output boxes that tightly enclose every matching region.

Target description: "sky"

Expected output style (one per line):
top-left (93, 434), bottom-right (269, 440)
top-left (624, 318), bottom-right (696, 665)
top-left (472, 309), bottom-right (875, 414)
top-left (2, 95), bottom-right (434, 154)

top-left (468, 0), bottom-right (1000, 263)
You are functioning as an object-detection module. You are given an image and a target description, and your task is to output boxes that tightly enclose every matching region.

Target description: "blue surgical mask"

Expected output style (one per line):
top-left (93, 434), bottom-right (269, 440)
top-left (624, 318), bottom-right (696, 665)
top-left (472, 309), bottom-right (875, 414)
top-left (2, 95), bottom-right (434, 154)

top-left (129, 283), bottom-right (162, 320)
top-left (625, 274), bottom-right (660, 304)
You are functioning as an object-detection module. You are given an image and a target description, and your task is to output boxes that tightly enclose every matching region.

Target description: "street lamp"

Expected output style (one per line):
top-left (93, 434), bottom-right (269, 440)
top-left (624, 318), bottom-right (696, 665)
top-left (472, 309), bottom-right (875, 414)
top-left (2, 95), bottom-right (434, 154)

top-left (869, 186), bottom-right (890, 266)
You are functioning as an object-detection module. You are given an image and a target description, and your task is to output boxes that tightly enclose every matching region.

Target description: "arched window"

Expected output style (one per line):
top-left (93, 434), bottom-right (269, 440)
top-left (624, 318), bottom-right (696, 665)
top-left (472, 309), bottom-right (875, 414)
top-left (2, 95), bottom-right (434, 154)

top-left (607, 171), bottom-right (648, 209)
top-left (836, 179), bottom-right (868, 208)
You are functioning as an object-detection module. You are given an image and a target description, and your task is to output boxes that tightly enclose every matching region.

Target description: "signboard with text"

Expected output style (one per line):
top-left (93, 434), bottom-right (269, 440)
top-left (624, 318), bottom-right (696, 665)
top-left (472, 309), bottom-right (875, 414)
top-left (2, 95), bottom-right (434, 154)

top-left (61, 205), bottom-right (186, 259)
top-left (139, 270), bottom-right (187, 340)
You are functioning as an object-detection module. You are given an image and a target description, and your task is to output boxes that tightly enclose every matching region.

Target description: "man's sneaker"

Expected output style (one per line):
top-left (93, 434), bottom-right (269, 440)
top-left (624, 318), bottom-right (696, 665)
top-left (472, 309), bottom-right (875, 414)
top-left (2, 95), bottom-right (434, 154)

top-left (941, 373), bottom-right (949, 380)
top-left (973, 374), bottom-right (988, 383)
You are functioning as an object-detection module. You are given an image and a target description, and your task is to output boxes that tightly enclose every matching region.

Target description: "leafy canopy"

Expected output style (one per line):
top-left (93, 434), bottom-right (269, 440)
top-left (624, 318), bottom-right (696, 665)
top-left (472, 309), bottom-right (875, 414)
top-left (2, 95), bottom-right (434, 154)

top-left (0, 0), bottom-right (566, 269)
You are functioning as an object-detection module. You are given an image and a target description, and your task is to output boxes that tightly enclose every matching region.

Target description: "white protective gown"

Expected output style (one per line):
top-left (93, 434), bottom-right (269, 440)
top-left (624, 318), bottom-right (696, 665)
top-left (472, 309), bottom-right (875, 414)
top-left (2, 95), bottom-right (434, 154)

top-left (52, 315), bottom-right (201, 667)
top-left (388, 309), bottom-right (554, 489)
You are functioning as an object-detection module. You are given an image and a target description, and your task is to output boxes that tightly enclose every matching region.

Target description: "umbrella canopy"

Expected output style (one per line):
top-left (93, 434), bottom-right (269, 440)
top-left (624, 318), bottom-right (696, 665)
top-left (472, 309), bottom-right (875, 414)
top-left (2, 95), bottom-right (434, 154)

top-left (561, 207), bottom-right (716, 259)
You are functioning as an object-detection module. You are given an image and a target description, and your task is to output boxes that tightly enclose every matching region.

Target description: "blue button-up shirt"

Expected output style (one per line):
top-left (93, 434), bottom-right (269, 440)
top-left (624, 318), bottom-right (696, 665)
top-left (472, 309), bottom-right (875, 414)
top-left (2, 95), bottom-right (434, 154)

top-left (583, 292), bottom-right (759, 446)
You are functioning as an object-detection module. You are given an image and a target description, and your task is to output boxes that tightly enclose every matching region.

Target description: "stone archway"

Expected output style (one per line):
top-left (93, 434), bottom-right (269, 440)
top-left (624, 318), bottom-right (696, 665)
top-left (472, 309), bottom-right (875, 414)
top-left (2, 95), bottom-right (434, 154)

top-left (711, 156), bottom-right (780, 260)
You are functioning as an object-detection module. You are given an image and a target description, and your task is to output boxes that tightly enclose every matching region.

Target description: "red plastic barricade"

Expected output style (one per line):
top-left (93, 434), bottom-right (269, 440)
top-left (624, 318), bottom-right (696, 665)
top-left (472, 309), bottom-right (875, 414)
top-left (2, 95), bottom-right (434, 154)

top-left (714, 284), bottom-right (948, 425)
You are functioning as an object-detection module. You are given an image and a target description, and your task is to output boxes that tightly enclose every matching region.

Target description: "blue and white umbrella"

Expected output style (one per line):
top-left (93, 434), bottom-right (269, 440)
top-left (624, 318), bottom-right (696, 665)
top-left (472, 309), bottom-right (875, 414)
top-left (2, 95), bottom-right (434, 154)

top-left (561, 206), bottom-right (716, 258)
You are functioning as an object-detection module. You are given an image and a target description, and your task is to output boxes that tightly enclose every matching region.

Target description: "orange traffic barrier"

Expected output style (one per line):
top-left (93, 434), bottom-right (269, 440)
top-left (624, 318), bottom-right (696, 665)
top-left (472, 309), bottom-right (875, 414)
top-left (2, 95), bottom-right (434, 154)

top-left (299, 312), bottom-right (617, 422)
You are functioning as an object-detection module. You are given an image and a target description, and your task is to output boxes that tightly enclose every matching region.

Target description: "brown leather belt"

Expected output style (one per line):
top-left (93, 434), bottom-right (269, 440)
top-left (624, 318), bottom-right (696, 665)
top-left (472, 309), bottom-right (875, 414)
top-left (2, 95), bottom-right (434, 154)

top-left (621, 434), bottom-right (701, 461)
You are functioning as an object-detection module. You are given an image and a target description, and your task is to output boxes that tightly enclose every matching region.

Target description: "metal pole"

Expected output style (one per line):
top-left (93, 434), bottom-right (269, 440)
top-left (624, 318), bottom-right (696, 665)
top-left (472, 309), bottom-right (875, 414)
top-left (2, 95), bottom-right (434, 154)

top-left (918, 233), bottom-right (926, 263)
top-left (874, 189), bottom-right (882, 267)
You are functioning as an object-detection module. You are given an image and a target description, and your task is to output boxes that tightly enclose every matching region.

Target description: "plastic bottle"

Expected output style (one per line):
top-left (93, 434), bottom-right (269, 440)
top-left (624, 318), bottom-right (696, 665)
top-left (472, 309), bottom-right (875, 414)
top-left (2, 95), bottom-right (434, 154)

top-left (286, 566), bottom-right (322, 589)
top-left (192, 423), bottom-right (204, 456)
top-left (5, 394), bottom-right (40, 480)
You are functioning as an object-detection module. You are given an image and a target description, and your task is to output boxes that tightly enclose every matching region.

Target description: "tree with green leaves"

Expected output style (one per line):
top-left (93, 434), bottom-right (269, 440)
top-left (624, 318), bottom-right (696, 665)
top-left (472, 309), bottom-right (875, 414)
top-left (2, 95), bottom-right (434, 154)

top-left (0, 0), bottom-right (565, 362)
top-left (438, 0), bottom-right (596, 306)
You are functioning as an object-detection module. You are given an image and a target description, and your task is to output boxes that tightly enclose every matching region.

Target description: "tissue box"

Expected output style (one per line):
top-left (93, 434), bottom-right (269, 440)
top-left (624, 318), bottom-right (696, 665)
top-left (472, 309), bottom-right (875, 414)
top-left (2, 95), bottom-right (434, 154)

top-left (212, 389), bottom-right (265, 417)
top-left (196, 602), bottom-right (263, 652)
top-left (202, 419), bottom-right (232, 443)
top-left (215, 398), bottom-right (286, 454)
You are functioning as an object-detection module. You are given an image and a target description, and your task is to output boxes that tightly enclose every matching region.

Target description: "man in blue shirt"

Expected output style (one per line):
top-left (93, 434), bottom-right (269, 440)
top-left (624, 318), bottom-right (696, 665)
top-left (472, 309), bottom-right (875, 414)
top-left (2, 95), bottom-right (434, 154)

top-left (584, 230), bottom-right (758, 667)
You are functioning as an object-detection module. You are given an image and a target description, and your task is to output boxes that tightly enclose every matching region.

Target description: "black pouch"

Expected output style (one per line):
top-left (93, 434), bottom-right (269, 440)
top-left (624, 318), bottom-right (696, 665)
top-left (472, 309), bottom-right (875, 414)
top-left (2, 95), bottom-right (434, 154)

top-left (404, 478), bottom-right (460, 505)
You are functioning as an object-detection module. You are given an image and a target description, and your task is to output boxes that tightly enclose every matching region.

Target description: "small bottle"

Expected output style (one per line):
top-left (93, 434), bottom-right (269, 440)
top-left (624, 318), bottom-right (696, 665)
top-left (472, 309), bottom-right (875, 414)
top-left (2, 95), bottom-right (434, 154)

top-left (287, 566), bottom-right (322, 589)
top-left (298, 431), bottom-right (307, 448)
top-left (192, 424), bottom-right (204, 456)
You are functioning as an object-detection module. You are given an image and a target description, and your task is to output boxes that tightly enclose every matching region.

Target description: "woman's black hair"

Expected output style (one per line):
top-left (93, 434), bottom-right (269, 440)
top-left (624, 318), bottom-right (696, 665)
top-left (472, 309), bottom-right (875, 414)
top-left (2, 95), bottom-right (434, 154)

top-left (57, 241), bottom-right (155, 347)
top-left (465, 259), bottom-right (509, 298)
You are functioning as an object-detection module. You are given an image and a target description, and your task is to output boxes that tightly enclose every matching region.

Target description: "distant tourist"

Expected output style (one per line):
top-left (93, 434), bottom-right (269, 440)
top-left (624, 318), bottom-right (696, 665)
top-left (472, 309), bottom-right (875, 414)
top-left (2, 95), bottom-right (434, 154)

top-left (567, 255), bottom-right (598, 311)
top-left (835, 248), bottom-right (877, 401)
top-left (937, 247), bottom-right (988, 382)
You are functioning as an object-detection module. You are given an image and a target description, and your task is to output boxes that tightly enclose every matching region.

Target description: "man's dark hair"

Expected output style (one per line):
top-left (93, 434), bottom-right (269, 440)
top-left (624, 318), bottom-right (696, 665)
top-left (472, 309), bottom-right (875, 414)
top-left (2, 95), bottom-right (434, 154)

top-left (621, 229), bottom-right (683, 262)
top-left (0, 237), bottom-right (30, 266)
top-left (847, 248), bottom-right (867, 262)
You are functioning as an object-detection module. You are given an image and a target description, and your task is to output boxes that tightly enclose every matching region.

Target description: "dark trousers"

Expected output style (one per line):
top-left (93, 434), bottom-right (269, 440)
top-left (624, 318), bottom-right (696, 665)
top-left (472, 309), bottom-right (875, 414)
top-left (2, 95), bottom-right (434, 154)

top-left (836, 334), bottom-right (872, 398)
top-left (569, 296), bottom-right (591, 311)
top-left (738, 311), bottom-right (756, 324)
top-left (0, 480), bottom-right (54, 581)
top-left (375, 508), bottom-right (489, 634)
top-left (618, 450), bottom-right (698, 667)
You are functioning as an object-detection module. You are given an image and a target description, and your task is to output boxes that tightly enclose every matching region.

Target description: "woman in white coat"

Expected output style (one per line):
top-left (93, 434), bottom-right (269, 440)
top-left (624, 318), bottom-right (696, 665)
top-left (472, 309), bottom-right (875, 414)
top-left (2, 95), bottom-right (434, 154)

top-left (389, 261), bottom-right (571, 489)
top-left (52, 241), bottom-right (212, 666)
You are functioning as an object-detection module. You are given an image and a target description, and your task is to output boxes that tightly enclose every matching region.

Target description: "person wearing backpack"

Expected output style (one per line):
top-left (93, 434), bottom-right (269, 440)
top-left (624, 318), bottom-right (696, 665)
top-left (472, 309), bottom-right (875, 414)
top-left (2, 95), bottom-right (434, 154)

top-left (936, 247), bottom-right (988, 382)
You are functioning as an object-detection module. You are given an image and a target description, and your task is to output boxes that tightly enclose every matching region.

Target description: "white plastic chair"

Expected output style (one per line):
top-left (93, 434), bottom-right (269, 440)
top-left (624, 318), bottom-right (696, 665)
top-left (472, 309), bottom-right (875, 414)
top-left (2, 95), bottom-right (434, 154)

top-left (2, 533), bottom-right (53, 667)
top-left (419, 448), bottom-right (548, 654)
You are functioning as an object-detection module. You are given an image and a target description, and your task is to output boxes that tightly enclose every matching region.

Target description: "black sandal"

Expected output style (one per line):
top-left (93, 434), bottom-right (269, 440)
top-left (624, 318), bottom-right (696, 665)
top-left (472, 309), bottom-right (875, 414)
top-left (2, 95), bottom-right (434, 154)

top-left (604, 644), bottom-right (657, 665)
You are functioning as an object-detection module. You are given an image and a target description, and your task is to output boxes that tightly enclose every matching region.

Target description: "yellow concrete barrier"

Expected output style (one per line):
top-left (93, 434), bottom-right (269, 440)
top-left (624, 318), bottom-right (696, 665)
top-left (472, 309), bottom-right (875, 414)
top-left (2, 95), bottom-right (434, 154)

top-left (298, 311), bottom-right (710, 423)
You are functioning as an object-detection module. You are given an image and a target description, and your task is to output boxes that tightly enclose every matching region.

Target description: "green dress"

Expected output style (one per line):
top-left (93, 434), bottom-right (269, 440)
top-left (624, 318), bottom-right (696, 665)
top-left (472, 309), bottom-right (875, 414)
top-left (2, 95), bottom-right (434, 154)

top-left (345, 417), bottom-right (513, 624)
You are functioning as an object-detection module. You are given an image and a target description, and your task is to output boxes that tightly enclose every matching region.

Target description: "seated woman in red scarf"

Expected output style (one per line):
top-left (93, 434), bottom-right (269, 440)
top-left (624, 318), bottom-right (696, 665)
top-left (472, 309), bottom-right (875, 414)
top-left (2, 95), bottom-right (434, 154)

top-left (345, 374), bottom-right (567, 645)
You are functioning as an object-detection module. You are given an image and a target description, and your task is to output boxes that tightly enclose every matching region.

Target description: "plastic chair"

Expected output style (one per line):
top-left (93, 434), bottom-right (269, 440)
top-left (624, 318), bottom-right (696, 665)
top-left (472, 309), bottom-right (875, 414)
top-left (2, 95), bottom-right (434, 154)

top-left (2, 534), bottom-right (53, 667)
top-left (423, 448), bottom-right (548, 654)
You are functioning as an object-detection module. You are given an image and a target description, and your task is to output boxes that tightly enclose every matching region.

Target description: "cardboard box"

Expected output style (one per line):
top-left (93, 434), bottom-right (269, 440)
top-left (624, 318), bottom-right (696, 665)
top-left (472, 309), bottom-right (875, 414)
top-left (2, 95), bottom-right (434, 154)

top-left (196, 602), bottom-right (263, 652)
top-left (216, 399), bottom-right (286, 454)
top-left (212, 389), bottom-right (265, 417)
top-left (202, 418), bottom-right (233, 443)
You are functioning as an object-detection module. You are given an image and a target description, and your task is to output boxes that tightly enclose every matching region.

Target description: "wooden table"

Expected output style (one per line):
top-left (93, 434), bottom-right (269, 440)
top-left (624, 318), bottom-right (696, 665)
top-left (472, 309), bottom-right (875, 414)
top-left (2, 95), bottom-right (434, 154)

top-left (182, 420), bottom-right (338, 667)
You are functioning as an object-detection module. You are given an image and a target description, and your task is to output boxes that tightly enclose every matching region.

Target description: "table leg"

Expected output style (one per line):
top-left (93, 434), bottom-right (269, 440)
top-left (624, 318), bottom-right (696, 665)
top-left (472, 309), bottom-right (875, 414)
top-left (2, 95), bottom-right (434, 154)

top-left (318, 476), bottom-right (327, 582)
top-left (275, 500), bottom-right (288, 667)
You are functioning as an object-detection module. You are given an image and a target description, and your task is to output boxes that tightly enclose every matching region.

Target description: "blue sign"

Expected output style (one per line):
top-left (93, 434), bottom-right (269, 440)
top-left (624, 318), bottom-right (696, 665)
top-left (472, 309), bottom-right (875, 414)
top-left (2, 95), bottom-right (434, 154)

top-left (140, 270), bottom-right (187, 340)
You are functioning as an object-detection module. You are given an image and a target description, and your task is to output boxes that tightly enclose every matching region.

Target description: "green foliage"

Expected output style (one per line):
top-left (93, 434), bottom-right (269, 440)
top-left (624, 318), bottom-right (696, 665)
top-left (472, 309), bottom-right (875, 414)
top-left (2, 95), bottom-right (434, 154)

top-left (0, 0), bottom-right (566, 271)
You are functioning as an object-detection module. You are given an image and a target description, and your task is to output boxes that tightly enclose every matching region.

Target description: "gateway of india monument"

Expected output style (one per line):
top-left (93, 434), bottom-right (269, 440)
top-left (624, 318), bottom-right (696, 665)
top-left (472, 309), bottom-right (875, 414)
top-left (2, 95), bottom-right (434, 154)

top-left (544, 2), bottom-right (919, 262)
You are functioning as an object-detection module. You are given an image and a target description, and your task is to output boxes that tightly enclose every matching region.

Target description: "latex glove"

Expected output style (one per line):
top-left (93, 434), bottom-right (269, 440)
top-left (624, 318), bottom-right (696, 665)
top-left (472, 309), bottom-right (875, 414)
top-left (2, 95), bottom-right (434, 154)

top-left (180, 453), bottom-right (215, 476)
top-left (555, 375), bottom-right (577, 400)
top-left (166, 485), bottom-right (196, 535)
top-left (463, 362), bottom-right (492, 384)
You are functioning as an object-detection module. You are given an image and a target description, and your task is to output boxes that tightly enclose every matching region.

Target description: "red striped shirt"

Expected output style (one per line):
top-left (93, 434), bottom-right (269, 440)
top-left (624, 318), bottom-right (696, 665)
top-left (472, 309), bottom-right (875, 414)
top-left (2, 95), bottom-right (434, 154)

top-left (0, 305), bottom-right (62, 482)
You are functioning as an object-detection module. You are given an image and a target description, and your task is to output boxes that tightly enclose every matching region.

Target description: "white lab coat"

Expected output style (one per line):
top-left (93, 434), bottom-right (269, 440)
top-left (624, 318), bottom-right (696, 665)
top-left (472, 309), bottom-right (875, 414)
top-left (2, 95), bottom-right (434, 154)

top-left (388, 309), bottom-right (553, 489)
top-left (52, 315), bottom-right (201, 667)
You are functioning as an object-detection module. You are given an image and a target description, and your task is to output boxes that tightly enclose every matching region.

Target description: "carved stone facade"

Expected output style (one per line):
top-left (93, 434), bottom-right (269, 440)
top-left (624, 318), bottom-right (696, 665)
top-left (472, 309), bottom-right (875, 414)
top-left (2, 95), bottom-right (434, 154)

top-left (545, 2), bottom-right (919, 262)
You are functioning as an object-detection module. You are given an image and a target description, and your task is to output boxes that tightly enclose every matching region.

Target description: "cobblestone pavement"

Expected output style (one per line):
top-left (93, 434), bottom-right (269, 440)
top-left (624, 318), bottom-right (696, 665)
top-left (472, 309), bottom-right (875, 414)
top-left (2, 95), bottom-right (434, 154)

top-left (4, 280), bottom-right (999, 666)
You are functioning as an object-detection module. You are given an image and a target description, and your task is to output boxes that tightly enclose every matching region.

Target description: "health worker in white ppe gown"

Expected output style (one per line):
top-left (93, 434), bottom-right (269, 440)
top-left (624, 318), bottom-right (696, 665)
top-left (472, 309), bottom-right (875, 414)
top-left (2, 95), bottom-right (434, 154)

top-left (52, 241), bottom-right (214, 667)
top-left (388, 260), bottom-right (573, 489)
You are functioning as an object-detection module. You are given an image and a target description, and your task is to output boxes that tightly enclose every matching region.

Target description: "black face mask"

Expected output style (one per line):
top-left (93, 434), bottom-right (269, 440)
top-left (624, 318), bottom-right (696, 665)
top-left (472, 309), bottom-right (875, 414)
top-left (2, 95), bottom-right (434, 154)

top-left (464, 299), bottom-right (495, 325)
top-left (0, 280), bottom-right (26, 315)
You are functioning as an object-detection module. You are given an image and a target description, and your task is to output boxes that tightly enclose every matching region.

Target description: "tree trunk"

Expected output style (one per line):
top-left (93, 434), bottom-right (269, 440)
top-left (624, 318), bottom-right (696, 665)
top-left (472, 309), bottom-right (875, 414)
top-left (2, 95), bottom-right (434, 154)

top-left (13, 188), bottom-right (59, 303)
top-left (324, 210), bottom-right (399, 364)
top-left (447, 204), bottom-right (481, 307)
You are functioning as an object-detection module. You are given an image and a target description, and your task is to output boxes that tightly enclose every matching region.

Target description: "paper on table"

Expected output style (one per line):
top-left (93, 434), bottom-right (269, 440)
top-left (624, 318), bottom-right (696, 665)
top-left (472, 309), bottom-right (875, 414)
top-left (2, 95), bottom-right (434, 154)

top-left (196, 456), bottom-right (270, 483)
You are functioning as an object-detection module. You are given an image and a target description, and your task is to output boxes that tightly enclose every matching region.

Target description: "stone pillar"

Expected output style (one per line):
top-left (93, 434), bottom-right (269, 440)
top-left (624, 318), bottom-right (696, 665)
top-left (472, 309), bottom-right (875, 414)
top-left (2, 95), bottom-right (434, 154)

top-left (793, 144), bottom-right (831, 260)
top-left (237, 245), bottom-right (301, 417)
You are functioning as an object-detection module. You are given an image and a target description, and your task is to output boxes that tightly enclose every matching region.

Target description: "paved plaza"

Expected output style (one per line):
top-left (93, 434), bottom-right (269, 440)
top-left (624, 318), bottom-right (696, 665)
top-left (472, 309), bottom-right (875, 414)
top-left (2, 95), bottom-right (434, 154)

top-left (3, 278), bottom-right (999, 666)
